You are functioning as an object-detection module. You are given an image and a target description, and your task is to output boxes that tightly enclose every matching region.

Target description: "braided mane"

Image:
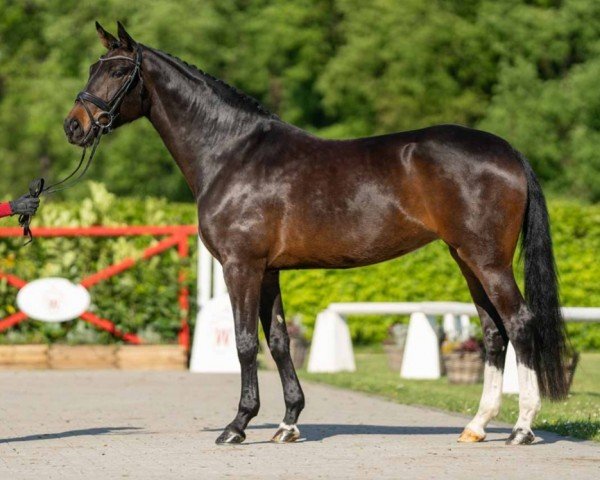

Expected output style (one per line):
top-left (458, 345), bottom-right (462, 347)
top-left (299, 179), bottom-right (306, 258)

top-left (147, 46), bottom-right (277, 119)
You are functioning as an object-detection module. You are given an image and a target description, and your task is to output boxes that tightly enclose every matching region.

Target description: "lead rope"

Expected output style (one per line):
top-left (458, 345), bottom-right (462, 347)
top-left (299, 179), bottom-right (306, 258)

top-left (42, 132), bottom-right (103, 195)
top-left (18, 131), bottom-right (103, 245)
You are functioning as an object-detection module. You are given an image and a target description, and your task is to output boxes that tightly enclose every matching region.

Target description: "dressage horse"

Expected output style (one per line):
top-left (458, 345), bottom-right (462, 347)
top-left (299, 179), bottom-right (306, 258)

top-left (65, 22), bottom-right (568, 446)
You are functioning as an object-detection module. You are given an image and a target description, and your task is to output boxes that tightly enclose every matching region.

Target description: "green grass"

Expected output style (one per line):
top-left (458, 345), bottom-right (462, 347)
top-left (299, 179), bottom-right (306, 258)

top-left (298, 348), bottom-right (600, 442)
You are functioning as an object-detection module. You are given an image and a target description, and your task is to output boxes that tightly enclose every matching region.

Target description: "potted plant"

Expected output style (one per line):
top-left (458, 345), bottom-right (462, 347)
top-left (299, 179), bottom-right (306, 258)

top-left (260, 315), bottom-right (308, 370)
top-left (442, 337), bottom-right (484, 384)
top-left (382, 323), bottom-right (408, 372)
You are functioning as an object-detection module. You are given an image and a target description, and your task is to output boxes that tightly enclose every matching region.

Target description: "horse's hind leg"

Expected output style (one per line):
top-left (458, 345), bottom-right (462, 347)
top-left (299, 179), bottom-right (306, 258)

top-left (450, 248), bottom-right (508, 443)
top-left (453, 249), bottom-right (541, 445)
top-left (259, 271), bottom-right (305, 443)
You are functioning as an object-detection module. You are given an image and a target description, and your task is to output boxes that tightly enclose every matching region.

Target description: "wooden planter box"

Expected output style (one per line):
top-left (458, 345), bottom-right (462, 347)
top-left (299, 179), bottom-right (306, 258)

top-left (0, 345), bottom-right (187, 371)
top-left (49, 345), bottom-right (117, 370)
top-left (117, 345), bottom-right (187, 371)
top-left (0, 345), bottom-right (48, 370)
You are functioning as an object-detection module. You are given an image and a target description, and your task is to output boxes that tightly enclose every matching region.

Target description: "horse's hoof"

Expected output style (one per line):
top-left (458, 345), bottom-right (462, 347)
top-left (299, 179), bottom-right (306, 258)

top-left (215, 427), bottom-right (246, 445)
top-left (457, 428), bottom-right (485, 443)
top-left (506, 428), bottom-right (535, 445)
top-left (271, 423), bottom-right (300, 443)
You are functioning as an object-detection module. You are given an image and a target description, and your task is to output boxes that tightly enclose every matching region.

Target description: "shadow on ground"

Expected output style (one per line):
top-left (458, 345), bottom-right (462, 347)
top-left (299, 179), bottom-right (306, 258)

top-left (0, 427), bottom-right (143, 444)
top-left (204, 423), bottom-right (573, 445)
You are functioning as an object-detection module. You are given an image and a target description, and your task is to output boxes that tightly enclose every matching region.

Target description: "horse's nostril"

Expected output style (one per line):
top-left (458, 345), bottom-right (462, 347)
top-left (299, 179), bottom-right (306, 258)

top-left (70, 119), bottom-right (81, 133)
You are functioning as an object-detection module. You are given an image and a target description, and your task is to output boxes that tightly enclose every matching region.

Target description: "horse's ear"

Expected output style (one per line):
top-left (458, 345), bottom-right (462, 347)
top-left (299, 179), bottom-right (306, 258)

top-left (117, 21), bottom-right (137, 51)
top-left (95, 21), bottom-right (119, 50)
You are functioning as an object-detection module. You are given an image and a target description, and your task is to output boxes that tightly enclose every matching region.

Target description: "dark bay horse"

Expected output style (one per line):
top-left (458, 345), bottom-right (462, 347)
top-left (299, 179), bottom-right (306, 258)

top-left (65, 22), bottom-right (568, 446)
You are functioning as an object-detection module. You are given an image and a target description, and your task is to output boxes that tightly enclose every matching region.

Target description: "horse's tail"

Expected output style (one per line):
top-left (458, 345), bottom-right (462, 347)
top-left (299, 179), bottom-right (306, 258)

top-left (518, 151), bottom-right (569, 400)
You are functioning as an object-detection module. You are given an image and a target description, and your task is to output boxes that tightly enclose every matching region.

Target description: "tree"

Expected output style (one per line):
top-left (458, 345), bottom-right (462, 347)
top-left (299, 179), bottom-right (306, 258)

top-left (0, 0), bottom-right (599, 201)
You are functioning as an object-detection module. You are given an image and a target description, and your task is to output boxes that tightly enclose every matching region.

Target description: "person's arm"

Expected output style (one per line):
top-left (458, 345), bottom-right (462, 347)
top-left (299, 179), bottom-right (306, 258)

top-left (0, 202), bottom-right (12, 218)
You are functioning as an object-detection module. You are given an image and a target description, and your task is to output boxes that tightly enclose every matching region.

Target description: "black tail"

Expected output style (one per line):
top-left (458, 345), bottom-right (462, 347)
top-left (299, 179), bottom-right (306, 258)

top-left (518, 152), bottom-right (569, 400)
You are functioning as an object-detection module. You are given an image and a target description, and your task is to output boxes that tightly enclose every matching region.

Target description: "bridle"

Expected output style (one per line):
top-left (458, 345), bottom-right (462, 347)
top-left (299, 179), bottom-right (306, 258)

top-left (42, 45), bottom-right (143, 196)
top-left (19, 45), bottom-right (143, 244)
top-left (76, 45), bottom-right (143, 137)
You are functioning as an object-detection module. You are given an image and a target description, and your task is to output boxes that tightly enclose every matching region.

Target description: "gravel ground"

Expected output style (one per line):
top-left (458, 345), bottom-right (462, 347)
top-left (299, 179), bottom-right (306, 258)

top-left (0, 370), bottom-right (598, 479)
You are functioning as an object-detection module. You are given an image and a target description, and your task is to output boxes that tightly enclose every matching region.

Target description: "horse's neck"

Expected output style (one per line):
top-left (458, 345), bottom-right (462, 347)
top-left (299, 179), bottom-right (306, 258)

top-left (141, 48), bottom-right (269, 196)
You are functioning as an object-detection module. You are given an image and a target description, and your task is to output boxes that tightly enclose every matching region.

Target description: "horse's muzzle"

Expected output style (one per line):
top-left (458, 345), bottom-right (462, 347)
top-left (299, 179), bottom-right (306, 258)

top-left (64, 115), bottom-right (94, 147)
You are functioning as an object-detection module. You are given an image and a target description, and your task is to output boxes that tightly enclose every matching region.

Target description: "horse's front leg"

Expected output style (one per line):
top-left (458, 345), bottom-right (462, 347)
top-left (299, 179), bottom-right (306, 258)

top-left (215, 260), bottom-right (264, 445)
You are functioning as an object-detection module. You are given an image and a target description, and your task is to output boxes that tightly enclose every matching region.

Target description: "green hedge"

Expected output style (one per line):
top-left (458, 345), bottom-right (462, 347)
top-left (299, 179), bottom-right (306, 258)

top-left (1, 183), bottom-right (598, 350)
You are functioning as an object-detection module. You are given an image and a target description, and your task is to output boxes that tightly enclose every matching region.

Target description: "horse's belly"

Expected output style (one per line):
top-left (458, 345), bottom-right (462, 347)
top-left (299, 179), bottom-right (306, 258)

top-left (268, 207), bottom-right (436, 269)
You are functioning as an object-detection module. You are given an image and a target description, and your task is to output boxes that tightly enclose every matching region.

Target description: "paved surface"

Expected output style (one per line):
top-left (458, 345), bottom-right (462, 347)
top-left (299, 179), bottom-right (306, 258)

top-left (0, 371), bottom-right (598, 479)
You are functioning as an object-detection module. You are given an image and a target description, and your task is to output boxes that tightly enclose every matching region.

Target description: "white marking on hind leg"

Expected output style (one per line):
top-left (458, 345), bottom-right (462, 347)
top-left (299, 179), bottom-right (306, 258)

top-left (278, 422), bottom-right (299, 433)
top-left (513, 363), bottom-right (541, 434)
top-left (462, 364), bottom-right (503, 440)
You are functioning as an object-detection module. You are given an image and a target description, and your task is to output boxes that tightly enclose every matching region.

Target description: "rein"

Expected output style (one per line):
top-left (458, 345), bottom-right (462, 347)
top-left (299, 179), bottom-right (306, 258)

top-left (19, 46), bottom-right (143, 243)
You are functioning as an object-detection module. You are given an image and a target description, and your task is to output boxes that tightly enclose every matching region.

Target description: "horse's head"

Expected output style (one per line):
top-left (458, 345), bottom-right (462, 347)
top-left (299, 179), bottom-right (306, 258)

top-left (64, 22), bottom-right (146, 146)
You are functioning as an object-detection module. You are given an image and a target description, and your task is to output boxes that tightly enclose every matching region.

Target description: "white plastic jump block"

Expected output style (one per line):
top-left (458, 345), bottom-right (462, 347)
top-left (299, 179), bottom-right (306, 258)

top-left (442, 313), bottom-right (472, 342)
top-left (307, 310), bottom-right (356, 373)
top-left (443, 313), bottom-right (461, 341)
top-left (459, 314), bottom-right (472, 341)
top-left (502, 342), bottom-right (519, 394)
top-left (400, 312), bottom-right (441, 379)
top-left (190, 294), bottom-right (241, 373)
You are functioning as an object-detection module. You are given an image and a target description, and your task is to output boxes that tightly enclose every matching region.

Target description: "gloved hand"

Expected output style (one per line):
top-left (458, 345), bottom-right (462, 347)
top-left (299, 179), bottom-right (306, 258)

top-left (9, 195), bottom-right (40, 216)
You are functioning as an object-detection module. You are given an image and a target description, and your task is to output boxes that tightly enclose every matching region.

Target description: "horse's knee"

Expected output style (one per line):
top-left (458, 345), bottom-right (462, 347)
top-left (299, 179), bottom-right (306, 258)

top-left (236, 331), bottom-right (258, 363)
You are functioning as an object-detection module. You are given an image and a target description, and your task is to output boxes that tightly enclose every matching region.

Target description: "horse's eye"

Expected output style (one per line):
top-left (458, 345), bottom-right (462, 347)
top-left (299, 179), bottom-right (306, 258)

top-left (112, 70), bottom-right (126, 78)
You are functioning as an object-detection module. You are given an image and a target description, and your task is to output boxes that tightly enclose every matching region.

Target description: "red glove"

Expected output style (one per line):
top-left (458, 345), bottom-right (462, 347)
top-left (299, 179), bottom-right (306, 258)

top-left (0, 202), bottom-right (12, 218)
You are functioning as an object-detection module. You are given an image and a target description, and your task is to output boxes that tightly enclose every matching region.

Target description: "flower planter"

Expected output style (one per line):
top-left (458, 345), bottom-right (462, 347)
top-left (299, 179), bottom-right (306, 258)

top-left (443, 351), bottom-right (484, 384)
top-left (260, 338), bottom-right (308, 370)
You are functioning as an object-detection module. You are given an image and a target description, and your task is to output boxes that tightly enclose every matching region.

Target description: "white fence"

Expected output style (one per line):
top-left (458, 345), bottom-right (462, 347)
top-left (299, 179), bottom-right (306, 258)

top-left (307, 302), bottom-right (600, 392)
top-left (324, 302), bottom-right (600, 322)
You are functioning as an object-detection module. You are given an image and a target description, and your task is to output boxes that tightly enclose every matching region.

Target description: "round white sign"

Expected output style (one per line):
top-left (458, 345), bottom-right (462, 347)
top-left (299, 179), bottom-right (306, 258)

top-left (17, 277), bottom-right (91, 322)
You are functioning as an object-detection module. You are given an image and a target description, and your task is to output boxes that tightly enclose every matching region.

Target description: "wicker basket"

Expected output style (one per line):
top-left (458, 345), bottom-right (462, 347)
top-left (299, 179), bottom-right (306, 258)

top-left (443, 350), bottom-right (579, 388)
top-left (383, 343), bottom-right (404, 372)
top-left (443, 351), bottom-right (484, 384)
